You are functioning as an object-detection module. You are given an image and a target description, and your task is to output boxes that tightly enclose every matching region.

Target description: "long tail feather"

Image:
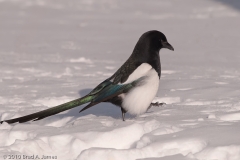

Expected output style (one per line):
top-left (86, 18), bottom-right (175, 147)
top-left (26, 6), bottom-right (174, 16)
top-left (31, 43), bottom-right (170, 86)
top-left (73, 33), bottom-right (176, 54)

top-left (0, 95), bottom-right (93, 124)
top-left (1, 76), bottom-right (144, 124)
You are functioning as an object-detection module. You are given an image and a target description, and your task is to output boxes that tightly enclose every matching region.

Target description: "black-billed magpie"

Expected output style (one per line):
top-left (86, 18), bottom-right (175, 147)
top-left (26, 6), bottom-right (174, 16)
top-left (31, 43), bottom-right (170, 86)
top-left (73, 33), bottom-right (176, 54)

top-left (1, 30), bottom-right (174, 124)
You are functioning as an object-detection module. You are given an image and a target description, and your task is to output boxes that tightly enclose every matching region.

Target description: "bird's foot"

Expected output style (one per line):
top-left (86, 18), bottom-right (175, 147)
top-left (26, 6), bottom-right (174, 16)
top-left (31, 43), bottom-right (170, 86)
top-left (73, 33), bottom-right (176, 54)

top-left (148, 102), bottom-right (166, 109)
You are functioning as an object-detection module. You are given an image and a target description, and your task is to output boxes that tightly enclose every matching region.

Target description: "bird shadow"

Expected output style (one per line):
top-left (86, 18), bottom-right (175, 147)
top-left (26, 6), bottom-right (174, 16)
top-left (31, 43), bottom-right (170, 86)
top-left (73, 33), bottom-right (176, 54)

top-left (214, 0), bottom-right (240, 11)
top-left (75, 88), bottom-right (123, 119)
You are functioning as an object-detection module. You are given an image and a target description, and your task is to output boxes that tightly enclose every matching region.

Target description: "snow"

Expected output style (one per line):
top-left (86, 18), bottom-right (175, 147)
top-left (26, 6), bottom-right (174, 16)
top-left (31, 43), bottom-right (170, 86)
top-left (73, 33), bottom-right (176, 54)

top-left (69, 57), bottom-right (93, 64)
top-left (0, 0), bottom-right (240, 160)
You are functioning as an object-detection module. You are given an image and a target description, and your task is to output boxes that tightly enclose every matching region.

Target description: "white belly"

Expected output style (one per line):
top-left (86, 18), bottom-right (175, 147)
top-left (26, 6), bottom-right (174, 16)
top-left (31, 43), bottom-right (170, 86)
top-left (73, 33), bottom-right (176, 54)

top-left (121, 68), bottom-right (159, 115)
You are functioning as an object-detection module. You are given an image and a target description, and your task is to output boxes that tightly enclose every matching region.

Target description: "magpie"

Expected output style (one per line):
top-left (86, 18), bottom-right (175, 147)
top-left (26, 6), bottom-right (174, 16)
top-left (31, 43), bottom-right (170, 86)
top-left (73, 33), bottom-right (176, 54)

top-left (0, 30), bottom-right (174, 124)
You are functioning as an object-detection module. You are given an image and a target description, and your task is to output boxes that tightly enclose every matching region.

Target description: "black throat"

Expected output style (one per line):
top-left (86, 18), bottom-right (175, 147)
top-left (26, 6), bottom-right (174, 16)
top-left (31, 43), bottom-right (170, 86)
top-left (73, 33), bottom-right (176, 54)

top-left (131, 43), bottom-right (161, 79)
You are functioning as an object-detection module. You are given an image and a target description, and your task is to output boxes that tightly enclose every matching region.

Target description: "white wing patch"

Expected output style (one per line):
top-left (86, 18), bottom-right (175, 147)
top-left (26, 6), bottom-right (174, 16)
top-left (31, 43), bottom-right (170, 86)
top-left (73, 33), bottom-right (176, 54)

top-left (121, 63), bottom-right (152, 84)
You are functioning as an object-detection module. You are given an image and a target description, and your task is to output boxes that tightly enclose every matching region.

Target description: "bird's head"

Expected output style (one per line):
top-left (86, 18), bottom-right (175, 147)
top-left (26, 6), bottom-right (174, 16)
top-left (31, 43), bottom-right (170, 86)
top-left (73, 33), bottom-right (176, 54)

top-left (139, 30), bottom-right (174, 52)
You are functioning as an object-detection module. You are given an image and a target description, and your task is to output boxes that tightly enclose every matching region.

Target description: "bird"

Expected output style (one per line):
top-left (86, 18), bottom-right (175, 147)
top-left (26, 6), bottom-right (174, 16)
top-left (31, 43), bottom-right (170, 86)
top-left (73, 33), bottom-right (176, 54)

top-left (0, 30), bottom-right (174, 124)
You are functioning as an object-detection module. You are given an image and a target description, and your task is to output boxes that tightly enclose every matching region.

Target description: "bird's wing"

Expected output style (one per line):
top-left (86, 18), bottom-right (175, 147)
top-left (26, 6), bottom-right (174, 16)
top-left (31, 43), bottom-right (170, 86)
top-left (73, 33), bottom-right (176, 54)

top-left (79, 76), bottom-right (145, 112)
top-left (112, 59), bottom-right (141, 84)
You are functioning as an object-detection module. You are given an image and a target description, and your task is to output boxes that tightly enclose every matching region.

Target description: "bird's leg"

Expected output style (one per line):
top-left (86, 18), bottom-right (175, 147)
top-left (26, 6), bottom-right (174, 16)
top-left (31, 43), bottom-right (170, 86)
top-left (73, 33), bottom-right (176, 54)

top-left (148, 102), bottom-right (166, 110)
top-left (121, 107), bottom-right (127, 121)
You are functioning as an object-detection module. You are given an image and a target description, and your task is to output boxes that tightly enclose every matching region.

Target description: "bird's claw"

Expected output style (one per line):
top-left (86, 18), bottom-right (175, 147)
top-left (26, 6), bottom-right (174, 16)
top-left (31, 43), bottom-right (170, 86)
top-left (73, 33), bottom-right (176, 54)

top-left (151, 102), bottom-right (166, 107)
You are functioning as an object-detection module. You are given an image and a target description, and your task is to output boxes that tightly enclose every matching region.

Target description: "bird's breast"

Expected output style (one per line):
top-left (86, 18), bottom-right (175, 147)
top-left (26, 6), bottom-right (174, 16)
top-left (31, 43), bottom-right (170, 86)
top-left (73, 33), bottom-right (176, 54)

top-left (121, 68), bottom-right (159, 115)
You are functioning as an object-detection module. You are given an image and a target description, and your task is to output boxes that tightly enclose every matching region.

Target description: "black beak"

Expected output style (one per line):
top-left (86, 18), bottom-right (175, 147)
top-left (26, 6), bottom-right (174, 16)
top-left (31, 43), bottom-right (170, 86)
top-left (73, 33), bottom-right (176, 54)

top-left (162, 42), bottom-right (174, 51)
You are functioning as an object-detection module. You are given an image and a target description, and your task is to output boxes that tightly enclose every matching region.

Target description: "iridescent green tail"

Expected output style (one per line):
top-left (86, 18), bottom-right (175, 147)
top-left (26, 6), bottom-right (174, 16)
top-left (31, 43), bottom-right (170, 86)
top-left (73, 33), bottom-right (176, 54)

top-left (0, 95), bottom-right (93, 124)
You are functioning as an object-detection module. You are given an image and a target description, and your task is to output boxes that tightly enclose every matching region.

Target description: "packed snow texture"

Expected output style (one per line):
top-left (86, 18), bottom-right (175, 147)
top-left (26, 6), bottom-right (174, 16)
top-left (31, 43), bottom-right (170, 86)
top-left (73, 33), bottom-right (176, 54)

top-left (1, 0), bottom-right (240, 160)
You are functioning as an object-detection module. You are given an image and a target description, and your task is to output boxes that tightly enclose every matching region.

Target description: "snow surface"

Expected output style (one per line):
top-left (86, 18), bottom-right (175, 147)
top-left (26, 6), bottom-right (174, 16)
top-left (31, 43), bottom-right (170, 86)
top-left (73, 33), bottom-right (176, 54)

top-left (0, 0), bottom-right (240, 160)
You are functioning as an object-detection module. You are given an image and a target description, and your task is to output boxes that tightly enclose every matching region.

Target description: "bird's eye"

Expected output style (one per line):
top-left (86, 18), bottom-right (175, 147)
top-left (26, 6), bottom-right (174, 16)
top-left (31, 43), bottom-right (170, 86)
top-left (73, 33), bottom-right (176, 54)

top-left (161, 39), bottom-right (167, 43)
